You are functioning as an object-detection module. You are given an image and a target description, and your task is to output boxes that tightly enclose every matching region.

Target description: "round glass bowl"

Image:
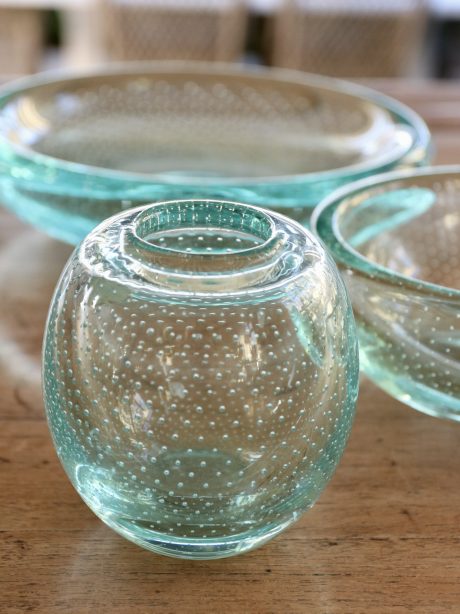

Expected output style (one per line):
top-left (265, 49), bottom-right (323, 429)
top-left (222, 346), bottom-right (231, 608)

top-left (43, 199), bottom-right (359, 559)
top-left (312, 166), bottom-right (460, 421)
top-left (0, 62), bottom-right (430, 244)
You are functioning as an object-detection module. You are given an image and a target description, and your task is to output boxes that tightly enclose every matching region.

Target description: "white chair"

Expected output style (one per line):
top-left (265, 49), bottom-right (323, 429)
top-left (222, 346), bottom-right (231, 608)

top-left (0, 8), bottom-right (43, 75)
top-left (99, 0), bottom-right (248, 62)
top-left (270, 0), bottom-right (427, 77)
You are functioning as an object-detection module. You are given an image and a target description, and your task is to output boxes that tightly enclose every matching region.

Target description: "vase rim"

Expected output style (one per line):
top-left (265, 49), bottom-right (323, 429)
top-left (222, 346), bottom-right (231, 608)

top-left (82, 199), bottom-right (324, 298)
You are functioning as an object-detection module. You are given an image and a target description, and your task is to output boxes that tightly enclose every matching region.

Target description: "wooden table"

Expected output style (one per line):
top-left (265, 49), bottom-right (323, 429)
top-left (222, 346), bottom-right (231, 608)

top-left (1, 81), bottom-right (459, 614)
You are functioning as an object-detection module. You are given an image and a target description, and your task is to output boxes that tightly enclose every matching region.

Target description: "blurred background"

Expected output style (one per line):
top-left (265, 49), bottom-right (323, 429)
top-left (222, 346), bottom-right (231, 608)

top-left (1, 0), bottom-right (460, 79)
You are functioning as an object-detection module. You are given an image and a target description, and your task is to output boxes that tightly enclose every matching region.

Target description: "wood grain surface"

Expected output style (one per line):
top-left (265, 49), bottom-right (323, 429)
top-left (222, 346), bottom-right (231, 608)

top-left (1, 80), bottom-right (460, 614)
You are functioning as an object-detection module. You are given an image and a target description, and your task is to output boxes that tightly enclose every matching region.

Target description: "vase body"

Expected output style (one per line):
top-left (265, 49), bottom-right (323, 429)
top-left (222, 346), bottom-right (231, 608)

top-left (43, 199), bottom-right (359, 558)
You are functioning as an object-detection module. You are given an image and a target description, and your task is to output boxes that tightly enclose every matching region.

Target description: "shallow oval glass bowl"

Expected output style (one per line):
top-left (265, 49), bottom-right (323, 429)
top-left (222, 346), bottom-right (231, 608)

top-left (0, 62), bottom-right (430, 244)
top-left (312, 166), bottom-right (460, 421)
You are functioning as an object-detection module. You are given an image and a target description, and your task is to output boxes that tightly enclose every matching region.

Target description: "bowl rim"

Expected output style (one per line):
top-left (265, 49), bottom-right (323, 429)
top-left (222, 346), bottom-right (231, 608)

top-left (0, 60), bottom-right (431, 186)
top-left (311, 164), bottom-right (460, 299)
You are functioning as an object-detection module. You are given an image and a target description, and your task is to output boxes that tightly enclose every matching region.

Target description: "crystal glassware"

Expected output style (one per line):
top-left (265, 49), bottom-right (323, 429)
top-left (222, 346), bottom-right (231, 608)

top-left (43, 199), bottom-right (359, 559)
top-left (0, 62), bottom-right (430, 244)
top-left (312, 166), bottom-right (460, 421)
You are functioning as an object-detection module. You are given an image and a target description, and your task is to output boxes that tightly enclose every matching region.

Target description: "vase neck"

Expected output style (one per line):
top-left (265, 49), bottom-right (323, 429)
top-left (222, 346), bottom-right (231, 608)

top-left (120, 200), bottom-right (290, 292)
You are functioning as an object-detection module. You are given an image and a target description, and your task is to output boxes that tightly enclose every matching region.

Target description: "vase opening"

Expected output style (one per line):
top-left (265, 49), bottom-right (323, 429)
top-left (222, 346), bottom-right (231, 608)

top-left (133, 199), bottom-right (275, 256)
top-left (120, 200), bottom-right (293, 292)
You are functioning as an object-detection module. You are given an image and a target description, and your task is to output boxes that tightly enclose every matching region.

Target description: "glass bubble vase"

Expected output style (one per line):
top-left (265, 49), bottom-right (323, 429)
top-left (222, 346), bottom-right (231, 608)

top-left (43, 200), bottom-right (359, 559)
